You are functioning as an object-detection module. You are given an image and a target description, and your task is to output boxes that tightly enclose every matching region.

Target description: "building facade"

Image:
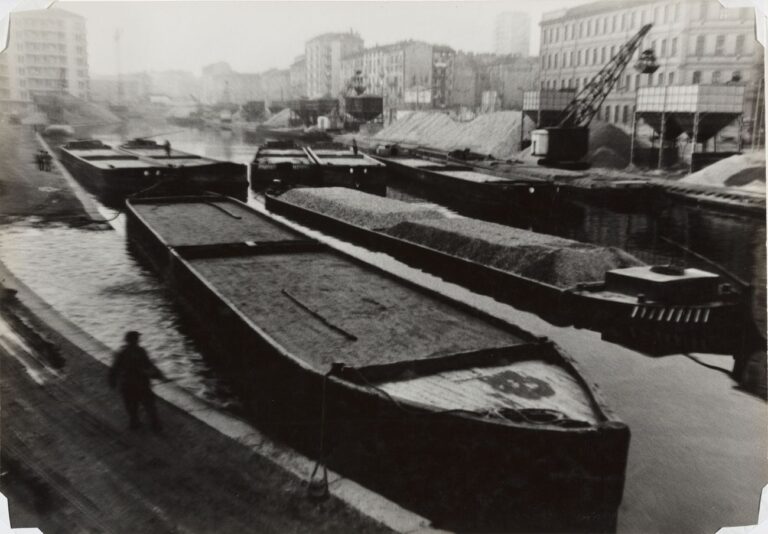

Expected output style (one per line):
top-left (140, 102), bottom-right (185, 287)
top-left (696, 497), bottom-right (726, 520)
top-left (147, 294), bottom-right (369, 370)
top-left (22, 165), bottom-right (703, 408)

top-left (538, 0), bottom-right (762, 127)
top-left (494, 11), bottom-right (531, 56)
top-left (0, 7), bottom-right (89, 108)
top-left (305, 31), bottom-right (364, 98)
top-left (340, 40), bottom-right (433, 109)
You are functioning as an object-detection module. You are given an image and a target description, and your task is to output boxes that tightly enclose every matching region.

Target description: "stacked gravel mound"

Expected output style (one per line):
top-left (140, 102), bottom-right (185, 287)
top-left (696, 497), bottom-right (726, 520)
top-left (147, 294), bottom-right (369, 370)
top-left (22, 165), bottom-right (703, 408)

top-left (384, 217), bottom-right (643, 288)
top-left (279, 187), bottom-right (447, 229)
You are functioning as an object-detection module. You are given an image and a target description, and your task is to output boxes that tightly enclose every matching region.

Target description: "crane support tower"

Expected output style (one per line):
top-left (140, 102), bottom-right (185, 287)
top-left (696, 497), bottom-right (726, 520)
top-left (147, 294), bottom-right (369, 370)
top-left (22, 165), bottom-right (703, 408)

top-left (532, 23), bottom-right (655, 168)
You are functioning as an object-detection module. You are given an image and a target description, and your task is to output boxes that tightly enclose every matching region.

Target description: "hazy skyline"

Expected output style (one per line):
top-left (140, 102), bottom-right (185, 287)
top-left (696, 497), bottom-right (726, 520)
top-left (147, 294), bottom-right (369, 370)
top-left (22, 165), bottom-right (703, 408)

top-left (56, 0), bottom-right (585, 76)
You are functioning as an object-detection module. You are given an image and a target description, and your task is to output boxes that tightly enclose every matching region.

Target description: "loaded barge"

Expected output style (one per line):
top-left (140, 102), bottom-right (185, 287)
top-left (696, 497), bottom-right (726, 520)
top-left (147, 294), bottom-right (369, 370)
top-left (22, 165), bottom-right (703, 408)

top-left (118, 138), bottom-right (247, 199)
top-left (265, 188), bottom-right (746, 354)
top-left (126, 194), bottom-right (630, 532)
top-left (250, 141), bottom-right (386, 195)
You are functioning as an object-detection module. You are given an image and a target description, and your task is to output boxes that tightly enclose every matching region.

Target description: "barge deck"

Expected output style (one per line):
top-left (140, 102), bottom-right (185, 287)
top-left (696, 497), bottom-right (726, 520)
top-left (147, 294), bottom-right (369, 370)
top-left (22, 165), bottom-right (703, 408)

top-left (125, 194), bottom-right (630, 532)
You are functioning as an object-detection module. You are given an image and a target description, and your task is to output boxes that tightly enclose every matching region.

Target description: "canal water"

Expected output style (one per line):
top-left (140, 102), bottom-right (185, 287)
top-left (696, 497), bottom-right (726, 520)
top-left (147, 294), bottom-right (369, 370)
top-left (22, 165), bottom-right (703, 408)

top-left (4, 122), bottom-right (765, 533)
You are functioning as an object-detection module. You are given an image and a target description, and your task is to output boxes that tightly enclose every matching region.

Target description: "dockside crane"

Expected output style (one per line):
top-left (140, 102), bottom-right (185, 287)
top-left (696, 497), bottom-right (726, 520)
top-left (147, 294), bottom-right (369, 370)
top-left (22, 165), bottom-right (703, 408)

top-left (531, 23), bottom-right (657, 168)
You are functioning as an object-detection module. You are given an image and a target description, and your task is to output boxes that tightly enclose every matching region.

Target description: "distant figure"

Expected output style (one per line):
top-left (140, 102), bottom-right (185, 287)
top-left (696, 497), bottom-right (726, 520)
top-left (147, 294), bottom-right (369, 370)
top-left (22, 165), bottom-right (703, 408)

top-left (42, 151), bottom-right (52, 171)
top-left (163, 140), bottom-right (172, 158)
top-left (352, 138), bottom-right (358, 155)
top-left (35, 151), bottom-right (43, 171)
top-left (109, 331), bottom-right (167, 431)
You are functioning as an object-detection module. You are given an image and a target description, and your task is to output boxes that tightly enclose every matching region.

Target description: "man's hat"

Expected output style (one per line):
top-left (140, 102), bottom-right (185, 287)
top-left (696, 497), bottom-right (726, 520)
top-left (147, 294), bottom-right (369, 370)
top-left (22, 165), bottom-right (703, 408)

top-left (125, 330), bottom-right (141, 342)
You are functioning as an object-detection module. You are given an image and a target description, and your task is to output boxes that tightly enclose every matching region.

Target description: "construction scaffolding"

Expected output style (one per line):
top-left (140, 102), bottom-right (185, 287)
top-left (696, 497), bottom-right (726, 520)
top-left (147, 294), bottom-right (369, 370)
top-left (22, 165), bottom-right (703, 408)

top-left (631, 84), bottom-right (745, 172)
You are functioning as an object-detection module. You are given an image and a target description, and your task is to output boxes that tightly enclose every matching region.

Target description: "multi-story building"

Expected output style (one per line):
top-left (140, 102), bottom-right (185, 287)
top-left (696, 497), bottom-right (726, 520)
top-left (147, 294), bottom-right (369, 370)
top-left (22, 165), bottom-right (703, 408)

top-left (340, 40), bottom-right (432, 109)
top-left (538, 0), bottom-right (762, 127)
top-left (339, 40), bottom-right (455, 110)
top-left (0, 7), bottom-right (89, 110)
top-left (431, 45), bottom-right (455, 108)
top-left (494, 11), bottom-right (531, 56)
top-left (289, 55), bottom-right (307, 98)
top-left (305, 31), bottom-right (364, 98)
top-left (488, 55), bottom-right (540, 109)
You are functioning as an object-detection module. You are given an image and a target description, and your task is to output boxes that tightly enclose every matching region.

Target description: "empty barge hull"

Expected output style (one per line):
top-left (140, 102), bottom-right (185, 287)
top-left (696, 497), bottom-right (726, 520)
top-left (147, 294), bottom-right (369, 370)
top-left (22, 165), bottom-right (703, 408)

top-left (125, 195), bottom-right (630, 532)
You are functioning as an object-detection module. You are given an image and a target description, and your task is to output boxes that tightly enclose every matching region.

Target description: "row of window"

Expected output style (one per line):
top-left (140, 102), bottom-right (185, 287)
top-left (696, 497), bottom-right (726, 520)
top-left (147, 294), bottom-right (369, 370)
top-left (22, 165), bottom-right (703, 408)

top-left (541, 69), bottom-right (746, 91)
top-left (18, 54), bottom-right (67, 65)
top-left (542, 3), bottom-right (750, 44)
top-left (15, 18), bottom-right (64, 28)
top-left (543, 32), bottom-right (749, 72)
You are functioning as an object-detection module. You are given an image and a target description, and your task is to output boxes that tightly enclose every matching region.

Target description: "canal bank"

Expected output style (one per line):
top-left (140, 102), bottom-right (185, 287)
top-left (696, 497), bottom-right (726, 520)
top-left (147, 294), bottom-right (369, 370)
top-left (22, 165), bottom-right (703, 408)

top-left (0, 125), bottom-right (436, 534)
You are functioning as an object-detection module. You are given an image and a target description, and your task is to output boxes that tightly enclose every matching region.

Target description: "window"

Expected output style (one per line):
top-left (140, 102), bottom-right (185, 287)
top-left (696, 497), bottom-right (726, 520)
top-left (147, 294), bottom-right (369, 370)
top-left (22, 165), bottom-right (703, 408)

top-left (635, 74), bottom-right (641, 89)
top-left (577, 50), bottom-right (582, 66)
top-left (661, 39), bottom-right (667, 57)
top-left (630, 11), bottom-right (636, 28)
top-left (621, 13), bottom-right (626, 30)
top-left (699, 1), bottom-right (708, 20)
top-left (622, 105), bottom-right (629, 124)
top-left (668, 72), bottom-right (675, 85)
top-left (692, 71), bottom-right (701, 84)
top-left (588, 19), bottom-right (593, 36)
top-left (610, 45), bottom-right (616, 58)
top-left (604, 105), bottom-right (611, 121)
top-left (735, 34), bottom-right (745, 55)
top-left (554, 53), bottom-right (558, 68)
top-left (592, 48), bottom-right (598, 64)
top-left (658, 72), bottom-right (665, 86)
top-left (715, 35), bottom-right (725, 55)
top-left (601, 47), bottom-right (606, 63)
top-left (695, 35), bottom-right (705, 55)
top-left (712, 71), bottom-right (721, 83)
top-left (671, 38), bottom-right (678, 57)
top-left (654, 6), bottom-right (661, 22)
top-left (626, 74), bottom-right (631, 91)
top-left (613, 105), bottom-right (619, 123)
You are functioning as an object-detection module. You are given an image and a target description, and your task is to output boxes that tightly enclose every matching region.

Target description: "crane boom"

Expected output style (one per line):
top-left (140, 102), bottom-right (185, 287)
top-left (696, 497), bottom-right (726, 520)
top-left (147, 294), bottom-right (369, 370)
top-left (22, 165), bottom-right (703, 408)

top-left (558, 23), bottom-right (653, 128)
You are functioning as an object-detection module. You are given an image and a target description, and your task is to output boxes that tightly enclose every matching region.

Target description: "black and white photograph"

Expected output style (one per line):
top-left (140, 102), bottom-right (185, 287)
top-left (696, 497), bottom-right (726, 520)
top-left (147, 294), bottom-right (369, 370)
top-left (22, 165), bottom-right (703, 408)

top-left (0, 0), bottom-right (765, 532)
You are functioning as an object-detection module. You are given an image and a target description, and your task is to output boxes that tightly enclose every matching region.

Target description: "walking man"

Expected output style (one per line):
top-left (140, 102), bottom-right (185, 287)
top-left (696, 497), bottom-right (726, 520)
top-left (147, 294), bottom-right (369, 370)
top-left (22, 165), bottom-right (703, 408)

top-left (163, 140), bottom-right (172, 158)
top-left (109, 331), bottom-right (167, 432)
top-left (352, 138), bottom-right (358, 155)
top-left (42, 151), bottom-right (52, 171)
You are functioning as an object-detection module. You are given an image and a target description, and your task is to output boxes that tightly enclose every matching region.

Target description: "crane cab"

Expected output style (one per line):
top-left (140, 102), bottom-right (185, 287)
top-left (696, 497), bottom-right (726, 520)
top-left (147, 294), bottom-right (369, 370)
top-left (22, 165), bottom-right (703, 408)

top-left (531, 127), bottom-right (590, 166)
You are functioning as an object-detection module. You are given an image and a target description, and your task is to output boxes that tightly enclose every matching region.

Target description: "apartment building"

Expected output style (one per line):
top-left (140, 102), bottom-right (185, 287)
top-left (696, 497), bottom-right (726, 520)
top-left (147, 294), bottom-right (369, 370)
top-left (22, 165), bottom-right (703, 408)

top-left (538, 0), bottom-right (762, 126)
top-left (289, 55), bottom-right (307, 98)
top-left (0, 7), bottom-right (89, 109)
top-left (305, 31), bottom-right (364, 98)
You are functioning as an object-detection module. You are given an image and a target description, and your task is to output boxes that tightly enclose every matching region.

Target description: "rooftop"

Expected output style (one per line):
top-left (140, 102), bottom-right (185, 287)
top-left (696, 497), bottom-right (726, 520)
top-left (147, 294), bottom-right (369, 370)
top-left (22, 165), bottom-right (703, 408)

top-left (541, 0), bottom-right (655, 24)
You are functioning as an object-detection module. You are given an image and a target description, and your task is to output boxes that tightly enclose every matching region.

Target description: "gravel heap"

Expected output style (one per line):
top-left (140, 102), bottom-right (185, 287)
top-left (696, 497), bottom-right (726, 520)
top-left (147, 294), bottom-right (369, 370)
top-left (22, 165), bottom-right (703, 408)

top-left (680, 150), bottom-right (765, 191)
top-left (279, 187), bottom-right (447, 229)
top-left (372, 111), bottom-right (523, 159)
top-left (383, 218), bottom-right (643, 288)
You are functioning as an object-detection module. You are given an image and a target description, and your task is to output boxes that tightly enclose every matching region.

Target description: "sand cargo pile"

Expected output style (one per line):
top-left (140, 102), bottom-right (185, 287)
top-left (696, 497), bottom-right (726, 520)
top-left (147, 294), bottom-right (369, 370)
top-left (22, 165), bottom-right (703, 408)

top-left (384, 217), bottom-right (643, 288)
top-left (279, 187), bottom-right (447, 228)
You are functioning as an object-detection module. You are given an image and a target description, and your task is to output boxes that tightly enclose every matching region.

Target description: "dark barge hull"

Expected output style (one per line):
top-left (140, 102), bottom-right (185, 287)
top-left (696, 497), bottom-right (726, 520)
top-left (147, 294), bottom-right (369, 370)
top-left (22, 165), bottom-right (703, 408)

top-left (125, 195), bottom-right (630, 532)
top-left (313, 165), bottom-right (387, 196)
top-left (58, 147), bottom-right (168, 207)
top-left (376, 156), bottom-right (556, 216)
top-left (265, 192), bottom-right (746, 355)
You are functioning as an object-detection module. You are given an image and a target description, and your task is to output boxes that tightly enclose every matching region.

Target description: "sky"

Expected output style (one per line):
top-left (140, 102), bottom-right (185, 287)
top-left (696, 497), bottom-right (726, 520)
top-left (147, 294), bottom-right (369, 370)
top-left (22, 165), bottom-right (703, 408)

top-left (54, 0), bottom-right (585, 76)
